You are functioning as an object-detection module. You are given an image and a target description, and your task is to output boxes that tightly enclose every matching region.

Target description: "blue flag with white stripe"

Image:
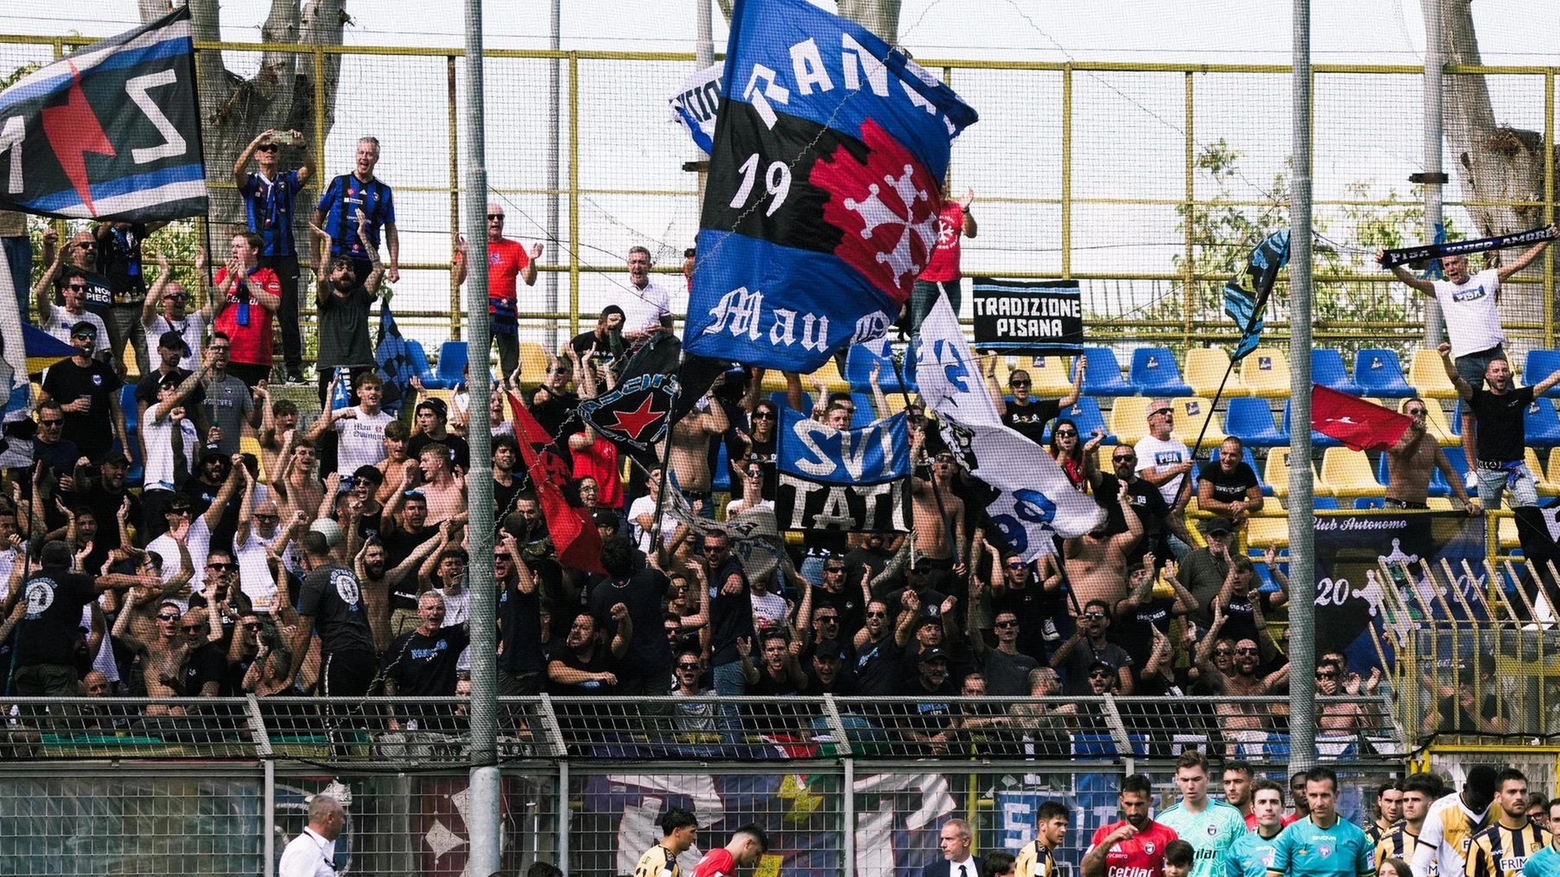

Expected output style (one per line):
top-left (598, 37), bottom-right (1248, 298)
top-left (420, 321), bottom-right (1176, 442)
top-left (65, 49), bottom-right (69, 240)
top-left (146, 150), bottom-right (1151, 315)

top-left (0, 7), bottom-right (207, 222)
top-left (1224, 229), bottom-right (1290, 361)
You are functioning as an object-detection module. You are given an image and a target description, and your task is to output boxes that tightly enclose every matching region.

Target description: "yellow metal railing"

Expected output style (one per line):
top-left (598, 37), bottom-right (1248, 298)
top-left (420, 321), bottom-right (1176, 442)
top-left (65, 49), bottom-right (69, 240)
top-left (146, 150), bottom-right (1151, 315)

top-left (2, 37), bottom-right (1555, 356)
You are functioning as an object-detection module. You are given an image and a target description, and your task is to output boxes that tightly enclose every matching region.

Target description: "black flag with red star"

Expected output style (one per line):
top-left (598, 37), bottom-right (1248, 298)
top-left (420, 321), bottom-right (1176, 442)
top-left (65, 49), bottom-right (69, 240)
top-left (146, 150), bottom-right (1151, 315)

top-left (577, 332), bottom-right (726, 452)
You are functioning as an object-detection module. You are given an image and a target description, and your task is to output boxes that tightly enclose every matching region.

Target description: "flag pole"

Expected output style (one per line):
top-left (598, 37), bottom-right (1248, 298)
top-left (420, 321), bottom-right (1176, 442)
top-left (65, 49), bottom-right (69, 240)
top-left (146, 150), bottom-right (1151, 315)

top-left (648, 346), bottom-right (684, 553)
top-left (890, 348), bottom-right (961, 570)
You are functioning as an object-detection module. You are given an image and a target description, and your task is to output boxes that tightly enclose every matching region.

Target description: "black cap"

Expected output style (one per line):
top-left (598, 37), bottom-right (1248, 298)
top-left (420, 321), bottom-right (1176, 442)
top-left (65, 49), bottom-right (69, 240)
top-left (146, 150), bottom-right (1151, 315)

top-left (1202, 518), bottom-right (1233, 536)
top-left (415, 397), bottom-right (448, 418)
top-left (101, 451), bottom-right (131, 466)
top-left (593, 510), bottom-right (620, 530)
top-left (70, 320), bottom-right (98, 338)
top-left (814, 639), bottom-right (846, 661)
top-left (158, 330), bottom-right (190, 355)
top-left (918, 647), bottom-right (948, 664)
top-left (200, 442), bottom-right (227, 462)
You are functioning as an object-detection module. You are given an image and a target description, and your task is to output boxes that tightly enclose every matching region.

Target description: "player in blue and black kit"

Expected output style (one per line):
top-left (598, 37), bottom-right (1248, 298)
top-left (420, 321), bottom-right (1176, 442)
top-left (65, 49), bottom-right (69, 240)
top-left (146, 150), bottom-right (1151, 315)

top-left (1159, 752), bottom-right (1248, 877)
top-left (1229, 780), bottom-right (1289, 877)
top-left (1268, 767), bottom-right (1377, 877)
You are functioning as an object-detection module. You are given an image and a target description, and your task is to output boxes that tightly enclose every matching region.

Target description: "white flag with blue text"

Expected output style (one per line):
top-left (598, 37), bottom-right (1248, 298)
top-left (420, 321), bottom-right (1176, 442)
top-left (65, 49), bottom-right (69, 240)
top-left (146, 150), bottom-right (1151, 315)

top-left (915, 296), bottom-right (1104, 559)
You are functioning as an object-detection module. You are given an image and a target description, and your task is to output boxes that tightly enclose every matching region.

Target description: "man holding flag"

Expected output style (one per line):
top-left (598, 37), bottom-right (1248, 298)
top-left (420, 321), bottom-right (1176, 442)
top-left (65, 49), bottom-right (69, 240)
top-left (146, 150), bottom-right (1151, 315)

top-left (1384, 398), bottom-right (1476, 513)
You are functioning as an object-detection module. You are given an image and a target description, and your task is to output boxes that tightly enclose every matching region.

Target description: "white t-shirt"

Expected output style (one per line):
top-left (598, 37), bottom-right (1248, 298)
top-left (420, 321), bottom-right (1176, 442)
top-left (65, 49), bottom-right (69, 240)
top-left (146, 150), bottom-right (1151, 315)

top-left (620, 277), bottom-right (672, 335)
top-left (750, 590), bottom-right (787, 629)
top-left (235, 527), bottom-right (281, 613)
top-left (144, 313), bottom-right (206, 372)
top-left (147, 515), bottom-right (213, 603)
top-left (41, 303), bottom-right (110, 348)
top-left (628, 494), bottom-right (677, 553)
top-left (86, 601), bottom-right (118, 682)
top-left (1135, 434), bottom-right (1193, 504)
top-left (334, 408), bottom-right (396, 474)
top-left (440, 587), bottom-right (471, 625)
top-left (1432, 269), bottom-right (1504, 359)
top-left (141, 409), bottom-right (199, 490)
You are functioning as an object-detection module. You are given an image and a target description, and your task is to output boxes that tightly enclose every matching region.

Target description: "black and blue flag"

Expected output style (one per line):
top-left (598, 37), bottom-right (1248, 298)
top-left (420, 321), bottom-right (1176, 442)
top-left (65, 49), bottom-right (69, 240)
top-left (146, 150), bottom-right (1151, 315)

top-left (684, 0), bottom-right (977, 372)
top-left (1223, 229), bottom-right (1290, 361)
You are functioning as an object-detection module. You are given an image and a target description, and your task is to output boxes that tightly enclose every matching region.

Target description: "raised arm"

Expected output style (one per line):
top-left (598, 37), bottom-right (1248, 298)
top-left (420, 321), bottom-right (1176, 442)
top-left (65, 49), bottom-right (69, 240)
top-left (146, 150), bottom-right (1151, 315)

top-left (231, 130), bottom-right (270, 187)
top-left (1379, 248), bottom-right (1438, 295)
top-left (1438, 341), bottom-right (1475, 401)
top-left (1495, 227), bottom-right (1555, 281)
top-left (142, 251), bottom-right (172, 325)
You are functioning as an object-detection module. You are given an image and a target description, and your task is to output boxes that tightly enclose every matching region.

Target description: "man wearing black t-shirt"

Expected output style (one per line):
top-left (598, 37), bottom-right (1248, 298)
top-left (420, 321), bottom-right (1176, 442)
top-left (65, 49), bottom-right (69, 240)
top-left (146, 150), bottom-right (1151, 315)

top-left (850, 599), bottom-right (905, 696)
top-left (384, 591), bottom-right (470, 731)
top-left (289, 531), bottom-right (377, 697)
top-left (4, 541), bottom-right (131, 697)
top-left (40, 320), bottom-right (125, 463)
top-left (1445, 341), bottom-right (1560, 509)
top-left (1196, 437), bottom-right (1263, 526)
top-left (986, 359), bottom-right (1084, 447)
top-left (590, 536), bottom-right (673, 700)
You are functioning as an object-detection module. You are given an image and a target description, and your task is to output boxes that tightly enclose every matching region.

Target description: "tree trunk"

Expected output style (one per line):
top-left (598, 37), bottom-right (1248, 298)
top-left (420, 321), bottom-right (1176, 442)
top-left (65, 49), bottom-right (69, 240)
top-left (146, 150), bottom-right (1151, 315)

top-left (715, 0), bottom-right (902, 43)
top-left (1432, 0), bottom-right (1552, 239)
top-left (141, 0), bottom-right (348, 231)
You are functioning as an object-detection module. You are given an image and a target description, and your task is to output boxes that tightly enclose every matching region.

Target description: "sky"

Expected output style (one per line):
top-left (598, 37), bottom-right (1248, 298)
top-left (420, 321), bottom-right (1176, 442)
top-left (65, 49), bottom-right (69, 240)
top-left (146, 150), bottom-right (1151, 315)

top-left (1, 1), bottom-right (1555, 347)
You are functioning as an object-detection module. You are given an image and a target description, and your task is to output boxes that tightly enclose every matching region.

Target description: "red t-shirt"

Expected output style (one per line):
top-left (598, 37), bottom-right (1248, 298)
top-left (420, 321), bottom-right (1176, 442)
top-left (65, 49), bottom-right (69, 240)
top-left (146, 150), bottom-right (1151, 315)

top-left (486, 237), bottom-right (530, 309)
top-left (1088, 820), bottom-right (1179, 877)
top-left (919, 202), bottom-right (966, 282)
top-left (692, 848), bottom-right (735, 877)
top-left (571, 435), bottom-right (622, 509)
top-left (212, 265), bottom-right (281, 367)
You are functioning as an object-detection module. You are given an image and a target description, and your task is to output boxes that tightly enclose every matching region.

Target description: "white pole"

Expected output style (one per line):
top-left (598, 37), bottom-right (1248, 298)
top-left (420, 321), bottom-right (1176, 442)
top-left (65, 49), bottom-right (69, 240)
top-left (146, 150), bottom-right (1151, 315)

top-left (463, 1), bottom-right (501, 874)
top-left (546, 0), bottom-right (562, 351)
top-left (1423, 0), bottom-right (1446, 345)
top-left (1287, 0), bottom-right (1317, 773)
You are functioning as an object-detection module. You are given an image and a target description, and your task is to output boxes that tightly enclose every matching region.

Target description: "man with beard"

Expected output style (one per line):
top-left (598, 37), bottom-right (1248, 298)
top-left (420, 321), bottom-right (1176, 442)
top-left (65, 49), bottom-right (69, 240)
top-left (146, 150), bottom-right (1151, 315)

top-left (895, 647), bottom-right (958, 756)
top-left (569, 304), bottom-right (625, 368)
top-left (140, 252), bottom-right (210, 371)
top-left (33, 240), bottom-right (111, 352)
top-left (358, 526), bottom-right (447, 649)
top-left (547, 609), bottom-right (626, 695)
top-left (234, 484), bottom-right (288, 614)
top-left (1050, 599), bottom-right (1135, 695)
top-left (1196, 631), bottom-right (1289, 744)
top-left (312, 214), bottom-right (382, 404)
top-left (40, 320), bottom-right (125, 464)
top-left (1385, 398), bottom-right (1477, 512)
top-left (1062, 481), bottom-right (1143, 615)
top-left (843, 531), bottom-right (897, 599)
top-left (1443, 344), bottom-right (1560, 510)
top-left (288, 530), bottom-right (377, 707)
top-left (1082, 774), bottom-right (1180, 877)
top-left (851, 598), bottom-right (906, 697)
top-left (590, 535), bottom-right (674, 702)
top-left (79, 451), bottom-right (142, 552)
top-left (801, 639), bottom-right (855, 694)
top-left (988, 547), bottom-right (1064, 662)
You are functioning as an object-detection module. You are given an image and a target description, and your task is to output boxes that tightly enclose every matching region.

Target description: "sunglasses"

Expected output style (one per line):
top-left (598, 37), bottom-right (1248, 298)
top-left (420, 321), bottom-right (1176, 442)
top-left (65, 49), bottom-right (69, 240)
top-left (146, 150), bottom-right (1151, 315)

top-left (1114, 455), bottom-right (1136, 463)
top-left (76, 243), bottom-right (95, 250)
top-left (243, 623), bottom-right (263, 632)
top-left (1010, 380), bottom-right (1030, 387)
top-left (39, 419), bottom-right (63, 427)
top-left (256, 144), bottom-right (279, 152)
top-left (1055, 430), bottom-right (1077, 437)
top-left (865, 611), bottom-right (887, 618)
top-left (207, 562), bottom-right (238, 571)
top-left (1213, 648), bottom-right (1234, 656)
top-left (67, 283), bottom-right (89, 291)
top-left (73, 332), bottom-right (97, 341)
top-left (163, 293), bottom-right (189, 302)
top-left (494, 553), bottom-right (512, 561)
top-left (1316, 672), bottom-right (1337, 680)
top-left (752, 411), bottom-right (774, 420)
top-left (255, 514), bottom-right (280, 523)
top-left (1081, 612), bottom-right (1106, 620)
top-left (995, 620), bottom-right (1018, 628)
top-left (1088, 671), bottom-right (1112, 679)
top-left (181, 624), bottom-right (204, 633)
top-left (156, 613), bottom-right (180, 622)
top-left (1406, 407), bottom-right (1426, 415)
top-left (1235, 647), bottom-right (1259, 655)
top-left (824, 566), bottom-right (845, 573)
top-left (746, 469), bottom-right (763, 478)
top-left (1006, 561), bottom-right (1028, 570)
top-left (486, 214), bottom-right (504, 220)
top-left (816, 616), bottom-right (839, 623)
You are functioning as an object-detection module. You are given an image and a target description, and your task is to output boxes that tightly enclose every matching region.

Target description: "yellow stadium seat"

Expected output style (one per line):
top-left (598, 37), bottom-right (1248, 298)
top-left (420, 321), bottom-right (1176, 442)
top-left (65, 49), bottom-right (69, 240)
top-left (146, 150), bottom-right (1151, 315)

top-left (1498, 515), bottom-right (1520, 551)
top-left (1109, 397), bottom-right (1152, 446)
top-left (1246, 515), bottom-right (1289, 550)
top-left (518, 342), bottom-right (550, 389)
top-left (810, 358), bottom-right (851, 396)
top-left (1528, 448), bottom-right (1560, 496)
top-left (1240, 348), bottom-right (1293, 399)
top-left (1546, 448), bottom-right (1560, 488)
top-left (1426, 497), bottom-right (1455, 511)
top-left (758, 368), bottom-right (792, 395)
top-left (1026, 356), bottom-right (1077, 398)
top-left (1418, 400), bottom-right (1460, 447)
top-left (1319, 447), bottom-right (1384, 499)
top-left (1187, 347), bottom-right (1247, 398)
top-left (1408, 349), bottom-right (1459, 400)
top-left (1264, 449), bottom-right (1328, 499)
top-left (1170, 397), bottom-right (1226, 446)
top-left (239, 436), bottom-right (265, 482)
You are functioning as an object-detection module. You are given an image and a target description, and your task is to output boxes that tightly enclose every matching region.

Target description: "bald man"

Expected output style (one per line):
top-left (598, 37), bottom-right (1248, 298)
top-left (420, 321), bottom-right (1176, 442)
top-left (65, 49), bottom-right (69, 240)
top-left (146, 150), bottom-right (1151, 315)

top-left (452, 201), bottom-right (543, 377)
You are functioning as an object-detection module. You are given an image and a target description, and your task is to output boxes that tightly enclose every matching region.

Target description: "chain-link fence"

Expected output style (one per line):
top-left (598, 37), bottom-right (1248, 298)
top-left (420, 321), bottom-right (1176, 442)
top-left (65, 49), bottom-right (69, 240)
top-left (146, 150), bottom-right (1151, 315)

top-left (0, 694), bottom-right (1406, 877)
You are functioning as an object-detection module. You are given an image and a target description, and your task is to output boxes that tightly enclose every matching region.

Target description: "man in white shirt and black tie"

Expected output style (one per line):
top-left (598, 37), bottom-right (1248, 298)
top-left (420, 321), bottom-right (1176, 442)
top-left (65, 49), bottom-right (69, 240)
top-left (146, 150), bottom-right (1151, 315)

top-left (279, 794), bottom-right (345, 877)
top-left (925, 818), bottom-right (983, 877)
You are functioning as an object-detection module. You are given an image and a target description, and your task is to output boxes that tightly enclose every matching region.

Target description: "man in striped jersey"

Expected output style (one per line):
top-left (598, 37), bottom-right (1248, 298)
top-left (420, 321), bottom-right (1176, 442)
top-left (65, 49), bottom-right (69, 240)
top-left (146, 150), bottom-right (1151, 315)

top-left (1466, 770), bottom-right (1551, 877)
top-left (1379, 774), bottom-right (1439, 873)
top-left (1413, 766), bottom-right (1498, 877)
top-left (634, 808), bottom-right (698, 877)
top-left (1017, 800), bottom-right (1069, 877)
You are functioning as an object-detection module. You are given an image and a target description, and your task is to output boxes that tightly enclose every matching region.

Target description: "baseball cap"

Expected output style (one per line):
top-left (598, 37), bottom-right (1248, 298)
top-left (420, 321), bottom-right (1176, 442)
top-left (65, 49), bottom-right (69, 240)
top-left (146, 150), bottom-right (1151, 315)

top-left (918, 647), bottom-right (949, 664)
top-left (158, 330), bottom-right (190, 356)
top-left (200, 442), bottom-right (227, 462)
top-left (101, 451), bottom-right (131, 467)
top-left (593, 510), bottom-right (620, 530)
top-left (1202, 518), bottom-right (1233, 536)
top-left (814, 639), bottom-right (847, 661)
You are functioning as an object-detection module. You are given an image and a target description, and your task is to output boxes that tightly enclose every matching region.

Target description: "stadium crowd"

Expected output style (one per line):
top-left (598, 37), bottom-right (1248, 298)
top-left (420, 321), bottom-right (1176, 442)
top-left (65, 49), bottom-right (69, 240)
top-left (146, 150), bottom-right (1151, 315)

top-left (0, 132), bottom-right (1547, 751)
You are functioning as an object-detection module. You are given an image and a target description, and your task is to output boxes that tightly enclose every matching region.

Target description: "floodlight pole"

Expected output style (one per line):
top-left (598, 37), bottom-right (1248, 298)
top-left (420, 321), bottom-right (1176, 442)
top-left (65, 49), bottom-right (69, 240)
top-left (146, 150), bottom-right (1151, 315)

top-left (463, 1), bottom-right (501, 874)
top-left (547, 0), bottom-right (562, 351)
top-left (1288, 0), bottom-right (1318, 773)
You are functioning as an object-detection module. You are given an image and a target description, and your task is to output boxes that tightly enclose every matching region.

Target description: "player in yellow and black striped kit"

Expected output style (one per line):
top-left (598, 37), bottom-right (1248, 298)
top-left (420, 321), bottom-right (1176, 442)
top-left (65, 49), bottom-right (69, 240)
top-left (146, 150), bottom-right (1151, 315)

top-left (634, 807), bottom-right (699, 877)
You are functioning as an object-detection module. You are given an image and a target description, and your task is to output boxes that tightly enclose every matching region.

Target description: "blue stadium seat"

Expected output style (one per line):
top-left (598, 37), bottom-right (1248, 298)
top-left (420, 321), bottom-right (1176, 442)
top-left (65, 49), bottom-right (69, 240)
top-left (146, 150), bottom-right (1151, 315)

top-left (1353, 497), bottom-right (1385, 510)
top-left (1081, 347), bottom-right (1136, 396)
top-left (1130, 347), bottom-right (1193, 397)
top-left (1442, 450), bottom-right (1473, 495)
top-left (1312, 349), bottom-right (1364, 395)
top-left (1281, 398), bottom-right (1340, 449)
top-left (845, 346), bottom-right (909, 394)
top-left (1526, 349), bottom-right (1560, 398)
top-left (850, 392), bottom-right (878, 427)
top-left (436, 341), bottom-right (469, 389)
top-left (1313, 496), bottom-right (1341, 510)
top-left (1526, 397), bottom-right (1560, 448)
top-left (1203, 445), bottom-right (1273, 496)
top-left (407, 340), bottom-right (444, 389)
top-left (770, 389), bottom-right (811, 414)
top-left (1043, 397), bottom-right (1111, 444)
top-left (1225, 397), bottom-right (1286, 447)
top-left (1353, 348), bottom-right (1414, 397)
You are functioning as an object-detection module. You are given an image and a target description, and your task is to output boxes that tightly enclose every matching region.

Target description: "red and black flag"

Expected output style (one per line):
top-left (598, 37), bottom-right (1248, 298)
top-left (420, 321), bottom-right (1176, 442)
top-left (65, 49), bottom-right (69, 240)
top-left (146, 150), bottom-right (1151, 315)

top-left (0, 7), bottom-right (207, 222)
top-left (577, 332), bottom-right (727, 452)
top-left (512, 401), bottom-right (606, 575)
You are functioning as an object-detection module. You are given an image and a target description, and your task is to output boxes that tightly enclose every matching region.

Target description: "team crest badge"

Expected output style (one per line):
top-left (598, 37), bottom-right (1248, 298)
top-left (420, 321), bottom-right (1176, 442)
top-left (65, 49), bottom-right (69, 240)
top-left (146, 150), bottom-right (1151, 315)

top-left (1317, 842), bottom-right (1333, 858)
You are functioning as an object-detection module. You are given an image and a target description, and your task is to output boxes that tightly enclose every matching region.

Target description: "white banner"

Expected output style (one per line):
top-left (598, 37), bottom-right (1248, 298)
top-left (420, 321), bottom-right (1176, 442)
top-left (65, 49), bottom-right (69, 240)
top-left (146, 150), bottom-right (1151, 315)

top-left (668, 61), bottom-right (723, 153)
top-left (914, 296), bottom-right (1105, 558)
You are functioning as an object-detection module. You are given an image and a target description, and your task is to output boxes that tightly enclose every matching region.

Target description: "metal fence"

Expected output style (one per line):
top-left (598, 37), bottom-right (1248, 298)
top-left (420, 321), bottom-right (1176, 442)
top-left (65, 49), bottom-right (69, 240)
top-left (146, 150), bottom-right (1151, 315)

top-left (1, 35), bottom-right (1555, 360)
top-left (0, 695), bottom-right (1405, 877)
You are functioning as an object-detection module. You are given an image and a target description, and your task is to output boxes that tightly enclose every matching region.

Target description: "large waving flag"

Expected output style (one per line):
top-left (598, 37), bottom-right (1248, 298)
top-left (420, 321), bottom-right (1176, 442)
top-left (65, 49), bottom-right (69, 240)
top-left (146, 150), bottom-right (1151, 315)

top-left (1312, 385), bottom-right (1412, 451)
top-left (0, 8), bottom-right (207, 221)
top-left (23, 323), bottom-right (76, 375)
top-left (916, 295), bottom-right (1104, 559)
top-left (513, 403), bottom-right (606, 576)
top-left (374, 298), bottom-right (414, 413)
top-left (683, 0), bottom-right (977, 372)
